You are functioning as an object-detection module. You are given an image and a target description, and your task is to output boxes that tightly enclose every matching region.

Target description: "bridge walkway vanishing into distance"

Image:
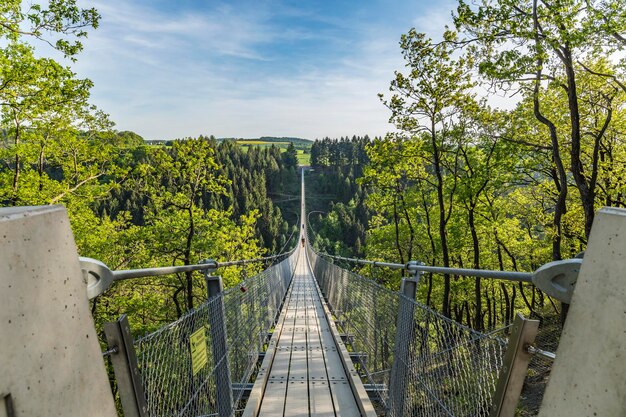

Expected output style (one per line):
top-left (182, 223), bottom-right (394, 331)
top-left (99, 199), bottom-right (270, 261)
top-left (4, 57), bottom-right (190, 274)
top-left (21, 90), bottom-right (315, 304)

top-left (242, 169), bottom-right (374, 416)
top-left (9, 168), bottom-right (626, 417)
top-left (244, 248), bottom-right (374, 417)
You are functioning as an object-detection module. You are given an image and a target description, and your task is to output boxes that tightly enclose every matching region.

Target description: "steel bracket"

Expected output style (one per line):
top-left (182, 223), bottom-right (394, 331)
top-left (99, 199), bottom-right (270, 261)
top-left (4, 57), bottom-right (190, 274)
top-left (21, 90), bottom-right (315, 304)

top-left (532, 258), bottom-right (582, 303)
top-left (80, 257), bottom-right (114, 299)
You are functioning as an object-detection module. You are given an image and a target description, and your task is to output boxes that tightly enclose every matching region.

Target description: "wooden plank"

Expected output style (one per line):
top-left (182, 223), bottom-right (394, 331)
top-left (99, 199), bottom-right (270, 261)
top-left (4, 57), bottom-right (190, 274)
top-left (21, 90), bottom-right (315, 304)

top-left (284, 347), bottom-right (309, 415)
top-left (330, 381), bottom-right (361, 417)
top-left (284, 380), bottom-right (309, 417)
top-left (268, 350), bottom-right (291, 382)
top-left (309, 381), bottom-right (335, 417)
top-left (243, 302), bottom-right (290, 416)
top-left (324, 348), bottom-right (349, 382)
top-left (287, 350), bottom-right (308, 381)
top-left (258, 381), bottom-right (287, 416)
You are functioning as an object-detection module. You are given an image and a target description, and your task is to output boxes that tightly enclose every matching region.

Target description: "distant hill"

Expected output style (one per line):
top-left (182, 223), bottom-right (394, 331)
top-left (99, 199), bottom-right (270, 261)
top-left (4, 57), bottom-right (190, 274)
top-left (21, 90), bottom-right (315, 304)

top-left (258, 136), bottom-right (312, 146)
top-left (217, 136), bottom-right (312, 146)
top-left (145, 135), bottom-right (312, 159)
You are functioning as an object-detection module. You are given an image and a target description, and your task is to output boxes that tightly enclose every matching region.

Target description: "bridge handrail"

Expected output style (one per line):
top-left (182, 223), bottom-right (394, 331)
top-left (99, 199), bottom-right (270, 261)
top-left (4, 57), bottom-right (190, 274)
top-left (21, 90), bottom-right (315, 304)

top-left (112, 252), bottom-right (292, 281)
top-left (82, 247), bottom-right (297, 299)
top-left (306, 245), bottom-right (516, 416)
top-left (322, 254), bottom-right (534, 282)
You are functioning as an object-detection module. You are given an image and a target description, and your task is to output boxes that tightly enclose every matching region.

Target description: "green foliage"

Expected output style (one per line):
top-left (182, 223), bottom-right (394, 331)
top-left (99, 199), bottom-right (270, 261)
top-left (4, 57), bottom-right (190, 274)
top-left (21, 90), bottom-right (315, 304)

top-left (358, 2), bottom-right (626, 330)
top-left (0, 1), bottom-right (300, 338)
top-left (0, 0), bottom-right (100, 58)
top-left (282, 142), bottom-right (298, 168)
top-left (307, 136), bottom-right (372, 256)
top-left (454, 0), bottom-right (626, 239)
top-left (115, 130), bottom-right (145, 147)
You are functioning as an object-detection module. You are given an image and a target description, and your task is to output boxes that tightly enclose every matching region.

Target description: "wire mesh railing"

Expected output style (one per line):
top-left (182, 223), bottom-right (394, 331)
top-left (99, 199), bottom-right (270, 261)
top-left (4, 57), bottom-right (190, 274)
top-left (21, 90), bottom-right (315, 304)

top-left (222, 255), bottom-right (298, 405)
top-left (391, 304), bottom-right (509, 417)
top-left (306, 245), bottom-right (560, 417)
top-left (121, 250), bottom-right (298, 417)
top-left (308, 245), bottom-right (398, 408)
top-left (133, 295), bottom-right (224, 417)
top-left (103, 238), bottom-right (560, 417)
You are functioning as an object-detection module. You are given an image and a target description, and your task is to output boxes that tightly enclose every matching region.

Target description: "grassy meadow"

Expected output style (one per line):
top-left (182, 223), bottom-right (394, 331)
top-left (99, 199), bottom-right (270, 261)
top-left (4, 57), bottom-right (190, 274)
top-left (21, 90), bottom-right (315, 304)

top-left (234, 139), bottom-right (311, 166)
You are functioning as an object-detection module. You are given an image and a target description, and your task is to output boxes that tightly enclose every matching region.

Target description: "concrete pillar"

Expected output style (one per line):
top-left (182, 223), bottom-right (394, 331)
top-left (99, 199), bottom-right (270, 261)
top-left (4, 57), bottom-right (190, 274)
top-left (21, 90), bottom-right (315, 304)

top-left (0, 206), bottom-right (116, 417)
top-left (538, 207), bottom-right (626, 417)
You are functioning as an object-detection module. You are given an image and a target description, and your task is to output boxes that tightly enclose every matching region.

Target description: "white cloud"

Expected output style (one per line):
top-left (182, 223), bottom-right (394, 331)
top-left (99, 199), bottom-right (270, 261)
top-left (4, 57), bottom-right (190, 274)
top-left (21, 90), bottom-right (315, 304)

top-left (412, 0), bottom-right (458, 39)
top-left (60, 0), bottom-right (463, 140)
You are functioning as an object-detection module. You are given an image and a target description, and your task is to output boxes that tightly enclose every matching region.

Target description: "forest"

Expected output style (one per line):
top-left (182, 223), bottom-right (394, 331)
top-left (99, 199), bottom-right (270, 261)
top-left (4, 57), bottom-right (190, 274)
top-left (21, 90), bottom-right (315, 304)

top-left (2, 0), bottom-right (626, 338)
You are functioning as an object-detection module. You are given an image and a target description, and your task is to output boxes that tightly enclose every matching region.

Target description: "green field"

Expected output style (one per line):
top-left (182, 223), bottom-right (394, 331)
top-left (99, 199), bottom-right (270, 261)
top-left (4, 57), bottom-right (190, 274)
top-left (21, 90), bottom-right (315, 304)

top-left (233, 139), bottom-right (311, 166)
top-left (297, 150), bottom-right (310, 166)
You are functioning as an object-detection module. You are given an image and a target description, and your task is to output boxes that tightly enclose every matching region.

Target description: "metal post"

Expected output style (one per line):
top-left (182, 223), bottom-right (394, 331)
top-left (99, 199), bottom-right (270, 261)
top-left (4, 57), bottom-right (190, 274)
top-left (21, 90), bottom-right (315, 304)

top-left (407, 261), bottom-right (425, 286)
top-left (103, 314), bottom-right (148, 417)
top-left (205, 272), bottom-right (234, 417)
top-left (489, 313), bottom-right (539, 417)
top-left (388, 276), bottom-right (418, 417)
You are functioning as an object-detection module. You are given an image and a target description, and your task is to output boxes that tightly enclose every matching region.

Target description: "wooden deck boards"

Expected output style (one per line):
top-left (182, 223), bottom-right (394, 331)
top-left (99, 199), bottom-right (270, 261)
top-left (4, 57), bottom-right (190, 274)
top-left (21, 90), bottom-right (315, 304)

top-left (250, 249), bottom-right (368, 417)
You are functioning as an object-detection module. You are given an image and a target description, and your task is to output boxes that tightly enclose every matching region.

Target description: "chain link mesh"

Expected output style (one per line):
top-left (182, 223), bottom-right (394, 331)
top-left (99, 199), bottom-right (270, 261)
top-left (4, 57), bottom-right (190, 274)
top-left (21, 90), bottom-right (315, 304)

top-left (132, 253), bottom-right (298, 417)
top-left (390, 297), bottom-right (510, 417)
top-left (132, 296), bottom-right (221, 417)
top-left (308, 247), bottom-right (516, 417)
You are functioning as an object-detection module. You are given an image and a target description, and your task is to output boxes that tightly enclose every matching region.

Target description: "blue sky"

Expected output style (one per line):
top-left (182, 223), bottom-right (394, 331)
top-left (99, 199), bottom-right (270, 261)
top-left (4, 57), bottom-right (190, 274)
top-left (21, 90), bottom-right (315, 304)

top-left (68, 0), bottom-right (458, 140)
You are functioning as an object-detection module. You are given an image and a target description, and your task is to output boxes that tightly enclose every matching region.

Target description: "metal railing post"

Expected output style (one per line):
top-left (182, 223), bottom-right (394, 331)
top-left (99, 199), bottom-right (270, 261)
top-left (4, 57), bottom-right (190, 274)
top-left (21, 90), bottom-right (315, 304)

top-left (205, 272), bottom-right (234, 417)
top-left (388, 275), bottom-right (419, 417)
top-left (489, 313), bottom-right (539, 417)
top-left (103, 314), bottom-right (148, 417)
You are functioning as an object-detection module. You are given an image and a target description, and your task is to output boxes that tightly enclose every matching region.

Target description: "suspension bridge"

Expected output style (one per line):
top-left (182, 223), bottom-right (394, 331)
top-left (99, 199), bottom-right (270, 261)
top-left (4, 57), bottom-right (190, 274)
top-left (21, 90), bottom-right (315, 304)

top-left (1, 170), bottom-right (625, 417)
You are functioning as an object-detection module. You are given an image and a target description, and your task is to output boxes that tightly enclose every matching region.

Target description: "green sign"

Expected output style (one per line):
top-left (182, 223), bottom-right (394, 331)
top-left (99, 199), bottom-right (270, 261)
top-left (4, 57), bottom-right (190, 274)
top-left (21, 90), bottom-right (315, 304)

top-left (190, 327), bottom-right (208, 376)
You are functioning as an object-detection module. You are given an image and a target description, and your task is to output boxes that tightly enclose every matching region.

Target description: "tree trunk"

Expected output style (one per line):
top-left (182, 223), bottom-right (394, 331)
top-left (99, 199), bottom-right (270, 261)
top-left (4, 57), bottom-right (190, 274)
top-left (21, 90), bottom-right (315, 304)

top-left (533, 0), bottom-right (567, 261)
top-left (534, 70), bottom-right (567, 260)
top-left (421, 190), bottom-right (437, 308)
top-left (398, 185), bottom-right (415, 261)
top-left (11, 114), bottom-right (21, 204)
top-left (469, 206), bottom-right (482, 330)
top-left (562, 48), bottom-right (595, 238)
top-left (431, 126), bottom-right (451, 318)
top-left (392, 199), bottom-right (405, 265)
top-left (38, 145), bottom-right (45, 192)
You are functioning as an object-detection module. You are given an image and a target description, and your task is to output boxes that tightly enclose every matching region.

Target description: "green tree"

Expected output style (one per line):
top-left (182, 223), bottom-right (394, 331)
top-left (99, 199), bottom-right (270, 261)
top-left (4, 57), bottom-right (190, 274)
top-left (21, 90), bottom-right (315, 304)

top-left (454, 0), bottom-right (626, 239)
top-left (0, 42), bottom-right (113, 206)
top-left (0, 0), bottom-right (99, 57)
top-left (137, 138), bottom-right (230, 311)
top-left (282, 142), bottom-right (298, 169)
top-left (379, 29), bottom-right (474, 317)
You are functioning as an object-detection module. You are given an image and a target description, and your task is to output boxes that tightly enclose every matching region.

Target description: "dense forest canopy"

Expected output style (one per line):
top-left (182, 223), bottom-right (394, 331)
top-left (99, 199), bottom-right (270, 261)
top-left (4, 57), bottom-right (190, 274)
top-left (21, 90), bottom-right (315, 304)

top-left (307, 136), bottom-right (373, 257)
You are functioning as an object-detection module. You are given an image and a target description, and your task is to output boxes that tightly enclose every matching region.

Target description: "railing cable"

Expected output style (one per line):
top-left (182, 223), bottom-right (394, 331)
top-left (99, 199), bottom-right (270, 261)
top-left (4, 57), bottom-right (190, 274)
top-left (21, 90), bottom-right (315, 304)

top-left (325, 254), bottom-right (534, 283)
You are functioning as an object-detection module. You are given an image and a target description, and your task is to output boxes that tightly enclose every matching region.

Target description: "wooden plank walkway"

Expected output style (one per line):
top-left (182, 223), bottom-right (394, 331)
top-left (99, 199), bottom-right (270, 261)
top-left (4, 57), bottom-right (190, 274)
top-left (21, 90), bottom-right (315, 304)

top-left (243, 247), bottom-right (376, 417)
